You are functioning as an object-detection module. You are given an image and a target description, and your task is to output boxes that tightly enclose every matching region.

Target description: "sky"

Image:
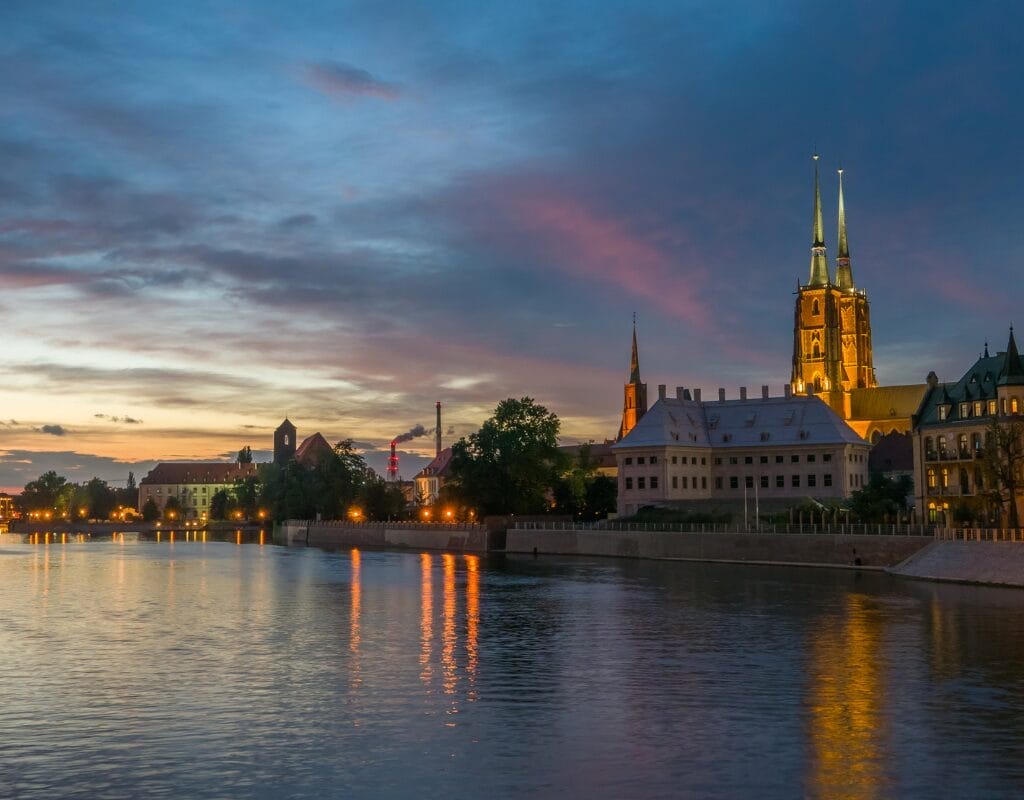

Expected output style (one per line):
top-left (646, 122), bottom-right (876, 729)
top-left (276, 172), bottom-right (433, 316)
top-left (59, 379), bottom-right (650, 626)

top-left (1, 0), bottom-right (1022, 492)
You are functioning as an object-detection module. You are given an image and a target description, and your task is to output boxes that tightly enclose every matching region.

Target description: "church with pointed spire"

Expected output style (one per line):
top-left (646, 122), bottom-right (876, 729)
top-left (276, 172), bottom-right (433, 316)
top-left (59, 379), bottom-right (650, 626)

top-left (617, 318), bottom-right (648, 441)
top-left (791, 157), bottom-right (925, 442)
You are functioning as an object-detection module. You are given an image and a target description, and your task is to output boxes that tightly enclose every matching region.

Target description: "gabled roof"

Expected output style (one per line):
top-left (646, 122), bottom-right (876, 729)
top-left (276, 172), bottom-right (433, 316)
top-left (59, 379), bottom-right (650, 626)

top-left (915, 347), bottom-right (1012, 427)
top-left (613, 394), bottom-right (866, 450)
top-left (415, 447), bottom-right (453, 479)
top-left (141, 462), bottom-right (258, 485)
top-left (295, 433), bottom-right (334, 466)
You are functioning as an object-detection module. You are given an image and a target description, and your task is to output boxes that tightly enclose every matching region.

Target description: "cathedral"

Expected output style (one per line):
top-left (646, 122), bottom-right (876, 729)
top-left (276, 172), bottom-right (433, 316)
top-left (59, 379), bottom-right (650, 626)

top-left (790, 157), bottom-right (924, 442)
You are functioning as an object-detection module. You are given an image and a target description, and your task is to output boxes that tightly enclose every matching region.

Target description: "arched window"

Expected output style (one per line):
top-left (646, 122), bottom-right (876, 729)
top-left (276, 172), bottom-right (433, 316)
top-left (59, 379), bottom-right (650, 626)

top-left (284, 434), bottom-right (290, 446)
top-left (937, 435), bottom-right (947, 456)
top-left (927, 469), bottom-right (936, 489)
top-left (959, 468), bottom-right (969, 494)
top-left (812, 299), bottom-right (820, 315)
top-left (958, 433), bottom-right (969, 456)
top-left (940, 468), bottom-right (949, 488)
top-left (812, 342), bottom-right (821, 359)
top-left (971, 432), bottom-right (982, 453)
top-left (813, 375), bottom-right (823, 392)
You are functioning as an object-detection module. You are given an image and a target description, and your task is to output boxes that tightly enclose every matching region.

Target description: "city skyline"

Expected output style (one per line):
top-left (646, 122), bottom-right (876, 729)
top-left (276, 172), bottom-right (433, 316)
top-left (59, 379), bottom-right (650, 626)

top-left (2, 1), bottom-right (1022, 491)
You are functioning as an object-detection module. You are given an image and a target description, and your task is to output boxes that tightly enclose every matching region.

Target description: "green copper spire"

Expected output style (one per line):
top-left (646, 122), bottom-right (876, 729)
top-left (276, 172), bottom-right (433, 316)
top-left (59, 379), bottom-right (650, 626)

top-left (808, 155), bottom-right (829, 286)
top-left (629, 315), bottom-right (641, 384)
top-left (835, 168), bottom-right (854, 290)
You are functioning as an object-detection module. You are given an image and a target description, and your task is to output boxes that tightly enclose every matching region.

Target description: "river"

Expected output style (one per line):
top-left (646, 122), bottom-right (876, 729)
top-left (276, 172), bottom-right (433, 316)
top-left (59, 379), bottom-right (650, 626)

top-left (2, 539), bottom-right (1023, 799)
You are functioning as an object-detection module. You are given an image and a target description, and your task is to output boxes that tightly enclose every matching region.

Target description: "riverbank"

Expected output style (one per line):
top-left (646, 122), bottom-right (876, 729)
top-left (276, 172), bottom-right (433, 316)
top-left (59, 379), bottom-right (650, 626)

top-left (889, 541), bottom-right (1024, 587)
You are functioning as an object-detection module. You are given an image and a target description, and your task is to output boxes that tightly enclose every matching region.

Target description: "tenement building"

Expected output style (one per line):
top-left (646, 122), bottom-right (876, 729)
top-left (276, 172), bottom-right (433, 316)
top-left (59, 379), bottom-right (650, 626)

top-left (614, 384), bottom-right (870, 517)
top-left (791, 157), bottom-right (925, 442)
top-left (911, 329), bottom-right (1024, 525)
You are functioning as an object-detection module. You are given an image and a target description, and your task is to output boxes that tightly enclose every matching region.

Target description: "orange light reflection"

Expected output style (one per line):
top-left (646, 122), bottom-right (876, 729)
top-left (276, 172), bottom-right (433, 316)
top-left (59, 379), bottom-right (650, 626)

top-left (420, 553), bottom-right (433, 686)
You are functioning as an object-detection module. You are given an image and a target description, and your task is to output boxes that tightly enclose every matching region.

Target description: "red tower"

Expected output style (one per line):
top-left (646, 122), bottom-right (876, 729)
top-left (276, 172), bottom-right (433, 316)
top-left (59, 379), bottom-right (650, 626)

top-left (387, 440), bottom-right (399, 481)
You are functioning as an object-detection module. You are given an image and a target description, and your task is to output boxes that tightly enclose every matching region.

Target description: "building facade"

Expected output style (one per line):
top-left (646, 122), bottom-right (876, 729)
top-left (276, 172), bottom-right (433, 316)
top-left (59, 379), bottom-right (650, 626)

top-left (790, 157), bottom-right (925, 442)
top-left (414, 447), bottom-right (453, 505)
top-left (911, 329), bottom-right (1024, 524)
top-left (138, 462), bottom-right (259, 518)
top-left (614, 384), bottom-right (870, 516)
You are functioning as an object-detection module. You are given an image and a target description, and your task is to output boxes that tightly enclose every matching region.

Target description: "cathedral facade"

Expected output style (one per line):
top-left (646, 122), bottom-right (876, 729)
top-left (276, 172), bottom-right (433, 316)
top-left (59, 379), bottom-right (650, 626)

top-left (791, 158), bottom-right (924, 442)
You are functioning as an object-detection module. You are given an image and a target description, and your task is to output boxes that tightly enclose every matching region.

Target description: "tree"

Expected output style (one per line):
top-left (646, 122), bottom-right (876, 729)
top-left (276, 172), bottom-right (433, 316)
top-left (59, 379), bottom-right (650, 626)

top-left (848, 473), bottom-right (912, 523)
top-left (116, 471), bottom-right (139, 510)
top-left (142, 497), bottom-right (160, 521)
top-left (237, 446), bottom-right (253, 464)
top-left (163, 495), bottom-right (182, 520)
top-left (446, 397), bottom-right (564, 515)
top-left (358, 477), bottom-right (406, 521)
top-left (21, 470), bottom-right (70, 513)
top-left (209, 489), bottom-right (232, 521)
top-left (233, 475), bottom-right (260, 518)
top-left (552, 443), bottom-right (617, 520)
top-left (981, 416), bottom-right (1024, 529)
top-left (84, 477), bottom-right (116, 520)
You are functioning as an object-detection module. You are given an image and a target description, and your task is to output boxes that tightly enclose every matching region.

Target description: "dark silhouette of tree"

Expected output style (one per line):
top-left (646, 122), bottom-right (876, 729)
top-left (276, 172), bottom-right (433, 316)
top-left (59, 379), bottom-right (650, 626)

top-left (209, 489), bottom-right (231, 521)
top-left (142, 497), bottom-right (160, 521)
top-left (358, 477), bottom-right (407, 520)
top-left (446, 397), bottom-right (564, 515)
top-left (163, 496), bottom-right (182, 520)
top-left (237, 446), bottom-right (253, 464)
top-left (83, 478), bottom-right (116, 520)
top-left (849, 474), bottom-right (912, 522)
top-left (981, 416), bottom-right (1024, 529)
top-left (552, 443), bottom-right (617, 519)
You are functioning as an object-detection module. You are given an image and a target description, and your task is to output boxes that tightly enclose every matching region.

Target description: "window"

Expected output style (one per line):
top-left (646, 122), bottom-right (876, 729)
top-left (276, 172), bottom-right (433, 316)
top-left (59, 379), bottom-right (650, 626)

top-left (729, 457), bottom-right (739, 465)
top-left (637, 457), bottom-right (645, 465)
top-left (730, 476), bottom-right (739, 489)
top-left (638, 477), bottom-right (646, 489)
top-left (776, 455), bottom-right (784, 464)
top-left (808, 474), bottom-right (816, 488)
top-left (972, 432), bottom-right (982, 452)
top-left (823, 473), bottom-right (832, 487)
top-left (691, 457), bottom-right (697, 465)
top-left (701, 458), bottom-right (707, 466)
top-left (625, 457), bottom-right (633, 465)
top-left (940, 468), bottom-right (949, 489)
top-left (760, 475), bottom-right (769, 488)
top-left (682, 476), bottom-right (688, 489)
top-left (625, 477), bottom-right (633, 490)
top-left (937, 436), bottom-right (948, 456)
top-left (1014, 398), bottom-right (1021, 414)
top-left (791, 455), bottom-right (799, 463)
top-left (650, 477), bottom-right (659, 489)
top-left (715, 458), bottom-right (722, 465)
top-left (760, 456), bottom-right (768, 464)
top-left (745, 476), bottom-right (754, 489)
top-left (672, 476), bottom-right (678, 489)
top-left (715, 477), bottom-right (723, 490)
top-left (926, 469), bottom-right (936, 489)
top-left (988, 399), bottom-right (998, 415)
top-left (823, 453), bottom-right (832, 462)
top-left (807, 454), bottom-right (816, 463)
top-left (776, 475), bottom-right (784, 488)
top-left (672, 456), bottom-right (678, 464)
top-left (792, 475), bottom-right (800, 488)
top-left (745, 456), bottom-right (753, 464)
top-left (650, 456), bottom-right (658, 464)
top-left (958, 433), bottom-right (969, 456)
top-left (960, 403), bottom-right (969, 418)
top-left (702, 477), bottom-right (707, 489)
top-left (975, 468), bottom-right (984, 490)
top-left (974, 401), bottom-right (983, 416)
top-left (812, 298), bottom-right (820, 315)
top-left (938, 406), bottom-right (948, 421)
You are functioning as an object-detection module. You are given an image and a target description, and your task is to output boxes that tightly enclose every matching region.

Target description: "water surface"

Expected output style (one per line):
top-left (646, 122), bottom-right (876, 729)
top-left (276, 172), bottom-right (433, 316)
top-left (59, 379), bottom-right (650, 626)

top-left (2, 540), bottom-right (1023, 799)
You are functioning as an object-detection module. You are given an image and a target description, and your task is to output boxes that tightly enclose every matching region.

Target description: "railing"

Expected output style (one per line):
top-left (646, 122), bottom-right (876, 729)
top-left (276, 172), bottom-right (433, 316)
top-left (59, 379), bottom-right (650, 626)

top-left (935, 528), bottom-right (1024, 542)
top-left (285, 519), bottom-right (485, 531)
top-left (511, 521), bottom-right (934, 536)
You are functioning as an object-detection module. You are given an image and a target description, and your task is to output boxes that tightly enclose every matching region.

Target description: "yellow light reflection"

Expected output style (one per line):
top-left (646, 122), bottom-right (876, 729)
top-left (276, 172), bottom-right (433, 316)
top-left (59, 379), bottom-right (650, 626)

top-left (350, 549), bottom-right (362, 689)
top-left (442, 553), bottom-right (457, 696)
top-left (420, 553), bottom-right (433, 686)
top-left (465, 554), bottom-right (479, 695)
top-left (806, 594), bottom-right (886, 800)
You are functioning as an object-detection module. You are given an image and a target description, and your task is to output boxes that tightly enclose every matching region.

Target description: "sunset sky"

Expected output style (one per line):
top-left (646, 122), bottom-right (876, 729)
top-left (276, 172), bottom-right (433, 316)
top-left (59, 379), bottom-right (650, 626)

top-left (2, 1), bottom-right (1022, 491)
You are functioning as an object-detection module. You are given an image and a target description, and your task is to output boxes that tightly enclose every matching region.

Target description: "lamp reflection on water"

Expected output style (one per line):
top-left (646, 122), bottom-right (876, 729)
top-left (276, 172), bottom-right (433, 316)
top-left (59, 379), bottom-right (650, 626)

top-left (442, 554), bottom-right (458, 696)
top-left (465, 554), bottom-right (479, 695)
top-left (420, 553), bottom-right (433, 685)
top-left (807, 593), bottom-right (887, 800)
top-left (349, 548), bottom-right (362, 689)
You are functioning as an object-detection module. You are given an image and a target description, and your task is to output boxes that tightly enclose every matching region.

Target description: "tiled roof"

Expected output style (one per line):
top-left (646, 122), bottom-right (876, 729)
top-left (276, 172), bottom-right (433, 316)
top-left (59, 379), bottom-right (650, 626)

top-left (416, 447), bottom-right (453, 479)
top-left (140, 462), bottom-right (258, 485)
top-left (613, 394), bottom-right (866, 450)
top-left (849, 384), bottom-right (928, 422)
top-left (295, 433), bottom-right (334, 466)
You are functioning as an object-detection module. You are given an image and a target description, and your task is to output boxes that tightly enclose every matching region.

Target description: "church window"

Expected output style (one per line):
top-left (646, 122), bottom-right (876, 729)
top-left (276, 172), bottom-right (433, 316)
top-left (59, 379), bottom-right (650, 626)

top-left (814, 375), bottom-right (823, 392)
top-left (812, 342), bottom-right (821, 359)
top-left (812, 299), bottom-right (820, 315)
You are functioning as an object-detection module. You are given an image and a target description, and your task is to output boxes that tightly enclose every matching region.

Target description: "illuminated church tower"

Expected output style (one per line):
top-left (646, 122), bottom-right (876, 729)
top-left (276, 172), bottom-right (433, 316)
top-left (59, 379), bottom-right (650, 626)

top-left (617, 318), bottom-right (648, 441)
top-left (791, 157), bottom-right (876, 418)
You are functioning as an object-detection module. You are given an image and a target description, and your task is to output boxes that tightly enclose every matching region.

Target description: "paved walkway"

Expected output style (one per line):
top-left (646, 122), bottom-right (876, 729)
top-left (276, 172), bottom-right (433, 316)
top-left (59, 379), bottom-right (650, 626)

top-left (890, 541), bottom-right (1024, 587)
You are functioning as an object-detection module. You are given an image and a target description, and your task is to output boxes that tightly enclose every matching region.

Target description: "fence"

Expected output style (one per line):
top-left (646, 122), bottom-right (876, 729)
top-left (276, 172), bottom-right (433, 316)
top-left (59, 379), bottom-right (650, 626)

top-left (935, 527), bottom-right (1024, 542)
top-left (511, 520), bottom-right (934, 536)
top-left (284, 519), bottom-right (485, 532)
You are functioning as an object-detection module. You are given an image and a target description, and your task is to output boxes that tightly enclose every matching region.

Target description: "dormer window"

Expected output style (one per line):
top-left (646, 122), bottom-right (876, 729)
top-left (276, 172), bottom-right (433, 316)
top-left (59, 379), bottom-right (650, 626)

top-left (959, 403), bottom-right (969, 418)
top-left (938, 405), bottom-right (949, 421)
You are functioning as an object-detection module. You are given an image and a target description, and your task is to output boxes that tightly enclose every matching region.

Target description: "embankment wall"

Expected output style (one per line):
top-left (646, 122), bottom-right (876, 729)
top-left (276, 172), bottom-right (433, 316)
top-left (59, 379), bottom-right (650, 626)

top-left (889, 541), bottom-right (1024, 587)
top-left (282, 522), bottom-right (502, 553)
top-left (505, 528), bottom-right (931, 568)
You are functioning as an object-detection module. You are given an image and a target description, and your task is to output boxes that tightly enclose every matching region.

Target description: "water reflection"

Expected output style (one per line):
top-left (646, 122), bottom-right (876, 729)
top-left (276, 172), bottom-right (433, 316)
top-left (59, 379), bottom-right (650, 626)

top-left (442, 553), bottom-right (458, 697)
top-left (806, 593), bottom-right (887, 800)
top-left (466, 554), bottom-right (479, 696)
top-left (420, 553), bottom-right (433, 686)
top-left (349, 548), bottom-right (361, 691)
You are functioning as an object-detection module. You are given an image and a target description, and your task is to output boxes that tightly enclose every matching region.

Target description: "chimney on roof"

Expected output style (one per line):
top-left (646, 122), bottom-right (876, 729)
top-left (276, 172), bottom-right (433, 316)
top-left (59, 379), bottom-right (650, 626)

top-left (740, 386), bottom-right (747, 401)
top-left (658, 384), bottom-right (666, 400)
top-left (718, 388), bottom-right (726, 402)
top-left (676, 386), bottom-right (686, 401)
top-left (784, 385), bottom-right (792, 399)
top-left (762, 385), bottom-right (769, 399)
top-left (694, 388), bottom-right (701, 402)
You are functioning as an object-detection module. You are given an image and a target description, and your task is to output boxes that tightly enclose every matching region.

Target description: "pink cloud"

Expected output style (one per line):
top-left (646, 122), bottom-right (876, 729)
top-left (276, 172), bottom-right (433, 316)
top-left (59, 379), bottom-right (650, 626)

top-left (304, 61), bottom-right (400, 100)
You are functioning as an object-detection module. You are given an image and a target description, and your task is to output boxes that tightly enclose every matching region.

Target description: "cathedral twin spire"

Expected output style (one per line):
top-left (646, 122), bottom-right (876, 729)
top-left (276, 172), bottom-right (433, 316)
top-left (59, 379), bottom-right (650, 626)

top-left (808, 155), bottom-right (854, 290)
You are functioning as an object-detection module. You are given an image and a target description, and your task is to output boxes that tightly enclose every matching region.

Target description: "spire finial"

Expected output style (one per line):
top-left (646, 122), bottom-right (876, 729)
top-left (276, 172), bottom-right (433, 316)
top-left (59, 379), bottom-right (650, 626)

top-left (808, 154), bottom-right (829, 286)
top-left (984, 340), bottom-right (990, 358)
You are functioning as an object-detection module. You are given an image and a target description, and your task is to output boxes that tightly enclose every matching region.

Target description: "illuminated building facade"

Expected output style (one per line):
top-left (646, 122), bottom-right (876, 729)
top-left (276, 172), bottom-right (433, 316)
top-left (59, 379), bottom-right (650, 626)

top-left (414, 447), bottom-right (453, 505)
top-left (613, 384), bottom-right (869, 517)
top-left (617, 319), bottom-right (648, 441)
top-left (138, 462), bottom-right (259, 518)
top-left (790, 158), bottom-right (925, 442)
top-left (911, 329), bottom-right (1024, 524)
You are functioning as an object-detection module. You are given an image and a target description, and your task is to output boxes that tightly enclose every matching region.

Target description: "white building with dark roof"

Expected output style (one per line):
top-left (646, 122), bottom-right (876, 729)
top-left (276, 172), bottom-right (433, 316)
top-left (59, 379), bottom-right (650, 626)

top-left (613, 384), bottom-right (870, 516)
top-left (138, 462), bottom-right (258, 518)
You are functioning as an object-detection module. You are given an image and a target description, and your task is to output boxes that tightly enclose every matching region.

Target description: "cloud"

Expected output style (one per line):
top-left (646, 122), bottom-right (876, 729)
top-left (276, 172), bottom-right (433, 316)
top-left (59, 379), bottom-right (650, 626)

top-left (304, 61), bottom-right (400, 100)
top-left (279, 213), bottom-right (317, 229)
top-left (94, 414), bottom-right (143, 424)
top-left (38, 424), bottom-right (68, 436)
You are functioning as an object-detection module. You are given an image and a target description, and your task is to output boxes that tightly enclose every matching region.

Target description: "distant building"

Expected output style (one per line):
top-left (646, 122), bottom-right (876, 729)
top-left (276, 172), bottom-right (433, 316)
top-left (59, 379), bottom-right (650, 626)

top-left (614, 384), bottom-right (870, 517)
top-left (0, 493), bottom-right (14, 518)
top-left (911, 329), bottom-right (1024, 524)
top-left (138, 462), bottom-right (258, 518)
top-left (558, 442), bottom-right (617, 478)
top-left (790, 158), bottom-right (926, 441)
top-left (414, 447), bottom-right (453, 505)
top-left (617, 319), bottom-right (648, 441)
top-left (274, 418), bottom-right (297, 465)
top-left (295, 432), bottom-right (334, 466)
